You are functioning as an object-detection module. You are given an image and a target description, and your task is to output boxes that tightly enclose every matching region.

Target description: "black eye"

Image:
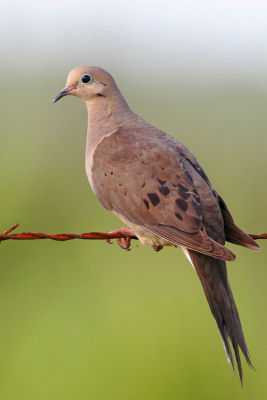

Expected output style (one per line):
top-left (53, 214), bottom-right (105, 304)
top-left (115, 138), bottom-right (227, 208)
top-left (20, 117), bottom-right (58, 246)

top-left (81, 74), bottom-right (92, 84)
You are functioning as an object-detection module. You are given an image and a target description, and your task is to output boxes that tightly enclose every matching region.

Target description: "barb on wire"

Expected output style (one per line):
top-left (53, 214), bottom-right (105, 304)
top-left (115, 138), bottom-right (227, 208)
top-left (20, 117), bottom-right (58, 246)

top-left (0, 224), bottom-right (266, 249)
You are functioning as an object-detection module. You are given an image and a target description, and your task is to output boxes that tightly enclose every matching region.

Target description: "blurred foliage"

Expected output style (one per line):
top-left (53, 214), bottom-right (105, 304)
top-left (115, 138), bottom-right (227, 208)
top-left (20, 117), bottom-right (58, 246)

top-left (0, 73), bottom-right (266, 400)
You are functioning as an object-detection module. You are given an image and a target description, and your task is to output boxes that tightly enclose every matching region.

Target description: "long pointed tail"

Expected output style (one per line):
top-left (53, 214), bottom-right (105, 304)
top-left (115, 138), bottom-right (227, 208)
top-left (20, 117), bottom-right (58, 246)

top-left (187, 250), bottom-right (252, 383)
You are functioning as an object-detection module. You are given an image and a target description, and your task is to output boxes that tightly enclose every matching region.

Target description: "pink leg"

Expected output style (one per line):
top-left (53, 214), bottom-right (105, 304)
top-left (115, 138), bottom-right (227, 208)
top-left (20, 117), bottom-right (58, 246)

top-left (107, 227), bottom-right (134, 251)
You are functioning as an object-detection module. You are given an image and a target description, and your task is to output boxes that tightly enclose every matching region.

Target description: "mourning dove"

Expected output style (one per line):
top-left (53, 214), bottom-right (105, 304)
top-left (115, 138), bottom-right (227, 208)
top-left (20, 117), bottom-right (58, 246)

top-left (54, 66), bottom-right (260, 382)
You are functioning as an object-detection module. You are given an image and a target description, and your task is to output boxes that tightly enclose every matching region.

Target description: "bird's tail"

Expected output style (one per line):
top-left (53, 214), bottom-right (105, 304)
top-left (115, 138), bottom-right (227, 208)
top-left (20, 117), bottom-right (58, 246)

top-left (187, 250), bottom-right (253, 383)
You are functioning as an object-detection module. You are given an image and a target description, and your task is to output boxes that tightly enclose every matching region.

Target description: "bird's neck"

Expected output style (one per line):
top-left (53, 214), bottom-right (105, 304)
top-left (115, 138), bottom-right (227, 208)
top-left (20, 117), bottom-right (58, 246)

top-left (85, 91), bottom-right (133, 153)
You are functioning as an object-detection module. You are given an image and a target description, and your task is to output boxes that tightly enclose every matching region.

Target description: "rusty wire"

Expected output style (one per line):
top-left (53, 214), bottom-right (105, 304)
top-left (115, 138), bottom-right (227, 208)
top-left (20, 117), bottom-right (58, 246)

top-left (0, 224), bottom-right (266, 246)
top-left (0, 224), bottom-right (137, 243)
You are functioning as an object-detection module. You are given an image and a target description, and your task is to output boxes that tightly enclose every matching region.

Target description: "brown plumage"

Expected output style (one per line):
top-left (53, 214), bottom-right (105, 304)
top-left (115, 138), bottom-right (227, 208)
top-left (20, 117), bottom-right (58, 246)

top-left (54, 66), bottom-right (260, 383)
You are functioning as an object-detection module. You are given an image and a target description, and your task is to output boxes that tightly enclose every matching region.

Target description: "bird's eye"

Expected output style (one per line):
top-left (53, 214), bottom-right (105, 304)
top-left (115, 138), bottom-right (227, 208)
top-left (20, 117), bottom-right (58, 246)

top-left (80, 74), bottom-right (93, 84)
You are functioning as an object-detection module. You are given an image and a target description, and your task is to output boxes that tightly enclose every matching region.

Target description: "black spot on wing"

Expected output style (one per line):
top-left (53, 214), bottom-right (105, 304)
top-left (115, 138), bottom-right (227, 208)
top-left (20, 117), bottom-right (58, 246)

top-left (176, 198), bottom-right (188, 211)
top-left (147, 193), bottom-right (160, 206)
top-left (191, 199), bottom-right (202, 216)
top-left (175, 213), bottom-right (183, 221)
top-left (184, 171), bottom-right (193, 183)
top-left (179, 191), bottom-right (191, 200)
top-left (158, 186), bottom-right (170, 197)
top-left (193, 194), bottom-right (201, 203)
top-left (178, 183), bottom-right (189, 192)
top-left (178, 184), bottom-right (191, 200)
top-left (157, 177), bottom-right (167, 185)
top-left (143, 199), bottom-right (150, 209)
top-left (192, 188), bottom-right (201, 203)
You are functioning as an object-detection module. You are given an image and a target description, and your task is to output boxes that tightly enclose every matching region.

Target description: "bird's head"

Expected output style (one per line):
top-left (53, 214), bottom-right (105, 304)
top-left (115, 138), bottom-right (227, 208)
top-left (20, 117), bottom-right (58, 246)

top-left (53, 66), bottom-right (115, 103)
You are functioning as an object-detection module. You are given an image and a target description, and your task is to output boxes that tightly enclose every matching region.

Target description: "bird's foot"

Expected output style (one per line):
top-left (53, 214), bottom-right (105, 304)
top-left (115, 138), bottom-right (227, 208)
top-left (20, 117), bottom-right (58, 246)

top-left (107, 227), bottom-right (134, 251)
top-left (152, 244), bottom-right (163, 252)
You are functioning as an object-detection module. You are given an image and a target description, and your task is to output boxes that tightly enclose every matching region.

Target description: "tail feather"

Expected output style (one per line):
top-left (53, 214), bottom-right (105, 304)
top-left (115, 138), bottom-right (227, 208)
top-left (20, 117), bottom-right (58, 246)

top-left (187, 250), bottom-right (252, 383)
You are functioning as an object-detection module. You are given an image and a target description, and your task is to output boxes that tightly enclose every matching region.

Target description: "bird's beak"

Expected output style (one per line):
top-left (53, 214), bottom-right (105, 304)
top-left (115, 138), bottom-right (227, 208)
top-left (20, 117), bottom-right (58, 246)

top-left (53, 86), bottom-right (77, 103)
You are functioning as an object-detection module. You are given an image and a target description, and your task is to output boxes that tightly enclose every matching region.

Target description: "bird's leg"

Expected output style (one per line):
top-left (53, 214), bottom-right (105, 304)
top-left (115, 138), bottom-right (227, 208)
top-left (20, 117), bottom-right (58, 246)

top-left (107, 227), bottom-right (134, 251)
top-left (152, 244), bottom-right (163, 252)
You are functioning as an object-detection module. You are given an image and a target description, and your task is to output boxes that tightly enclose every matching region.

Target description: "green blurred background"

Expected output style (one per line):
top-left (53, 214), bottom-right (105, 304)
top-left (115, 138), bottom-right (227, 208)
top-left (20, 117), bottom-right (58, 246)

top-left (0, 1), bottom-right (266, 399)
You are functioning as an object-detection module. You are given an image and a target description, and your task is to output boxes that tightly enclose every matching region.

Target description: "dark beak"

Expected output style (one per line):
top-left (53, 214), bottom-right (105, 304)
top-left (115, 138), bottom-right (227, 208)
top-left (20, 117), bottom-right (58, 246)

top-left (53, 86), bottom-right (77, 103)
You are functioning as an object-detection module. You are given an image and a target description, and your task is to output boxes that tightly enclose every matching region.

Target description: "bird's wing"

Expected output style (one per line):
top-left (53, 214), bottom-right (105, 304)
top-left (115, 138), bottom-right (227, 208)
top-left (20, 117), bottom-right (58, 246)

top-left (91, 128), bottom-right (235, 261)
top-left (178, 145), bottom-right (260, 251)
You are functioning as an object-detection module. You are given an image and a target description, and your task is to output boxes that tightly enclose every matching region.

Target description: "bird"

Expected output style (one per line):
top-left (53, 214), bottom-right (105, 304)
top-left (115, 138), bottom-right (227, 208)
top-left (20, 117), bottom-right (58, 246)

top-left (54, 66), bottom-right (260, 383)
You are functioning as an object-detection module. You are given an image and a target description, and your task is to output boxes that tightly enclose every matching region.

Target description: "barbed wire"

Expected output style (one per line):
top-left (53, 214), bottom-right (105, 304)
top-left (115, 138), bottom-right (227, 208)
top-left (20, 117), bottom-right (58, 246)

top-left (0, 224), bottom-right (266, 248)
top-left (0, 224), bottom-right (137, 242)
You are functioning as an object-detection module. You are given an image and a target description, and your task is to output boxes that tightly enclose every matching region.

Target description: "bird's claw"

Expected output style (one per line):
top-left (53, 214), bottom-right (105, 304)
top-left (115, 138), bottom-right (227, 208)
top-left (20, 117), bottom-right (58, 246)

top-left (152, 244), bottom-right (163, 252)
top-left (106, 227), bottom-right (134, 251)
top-left (116, 237), bottom-right (131, 251)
